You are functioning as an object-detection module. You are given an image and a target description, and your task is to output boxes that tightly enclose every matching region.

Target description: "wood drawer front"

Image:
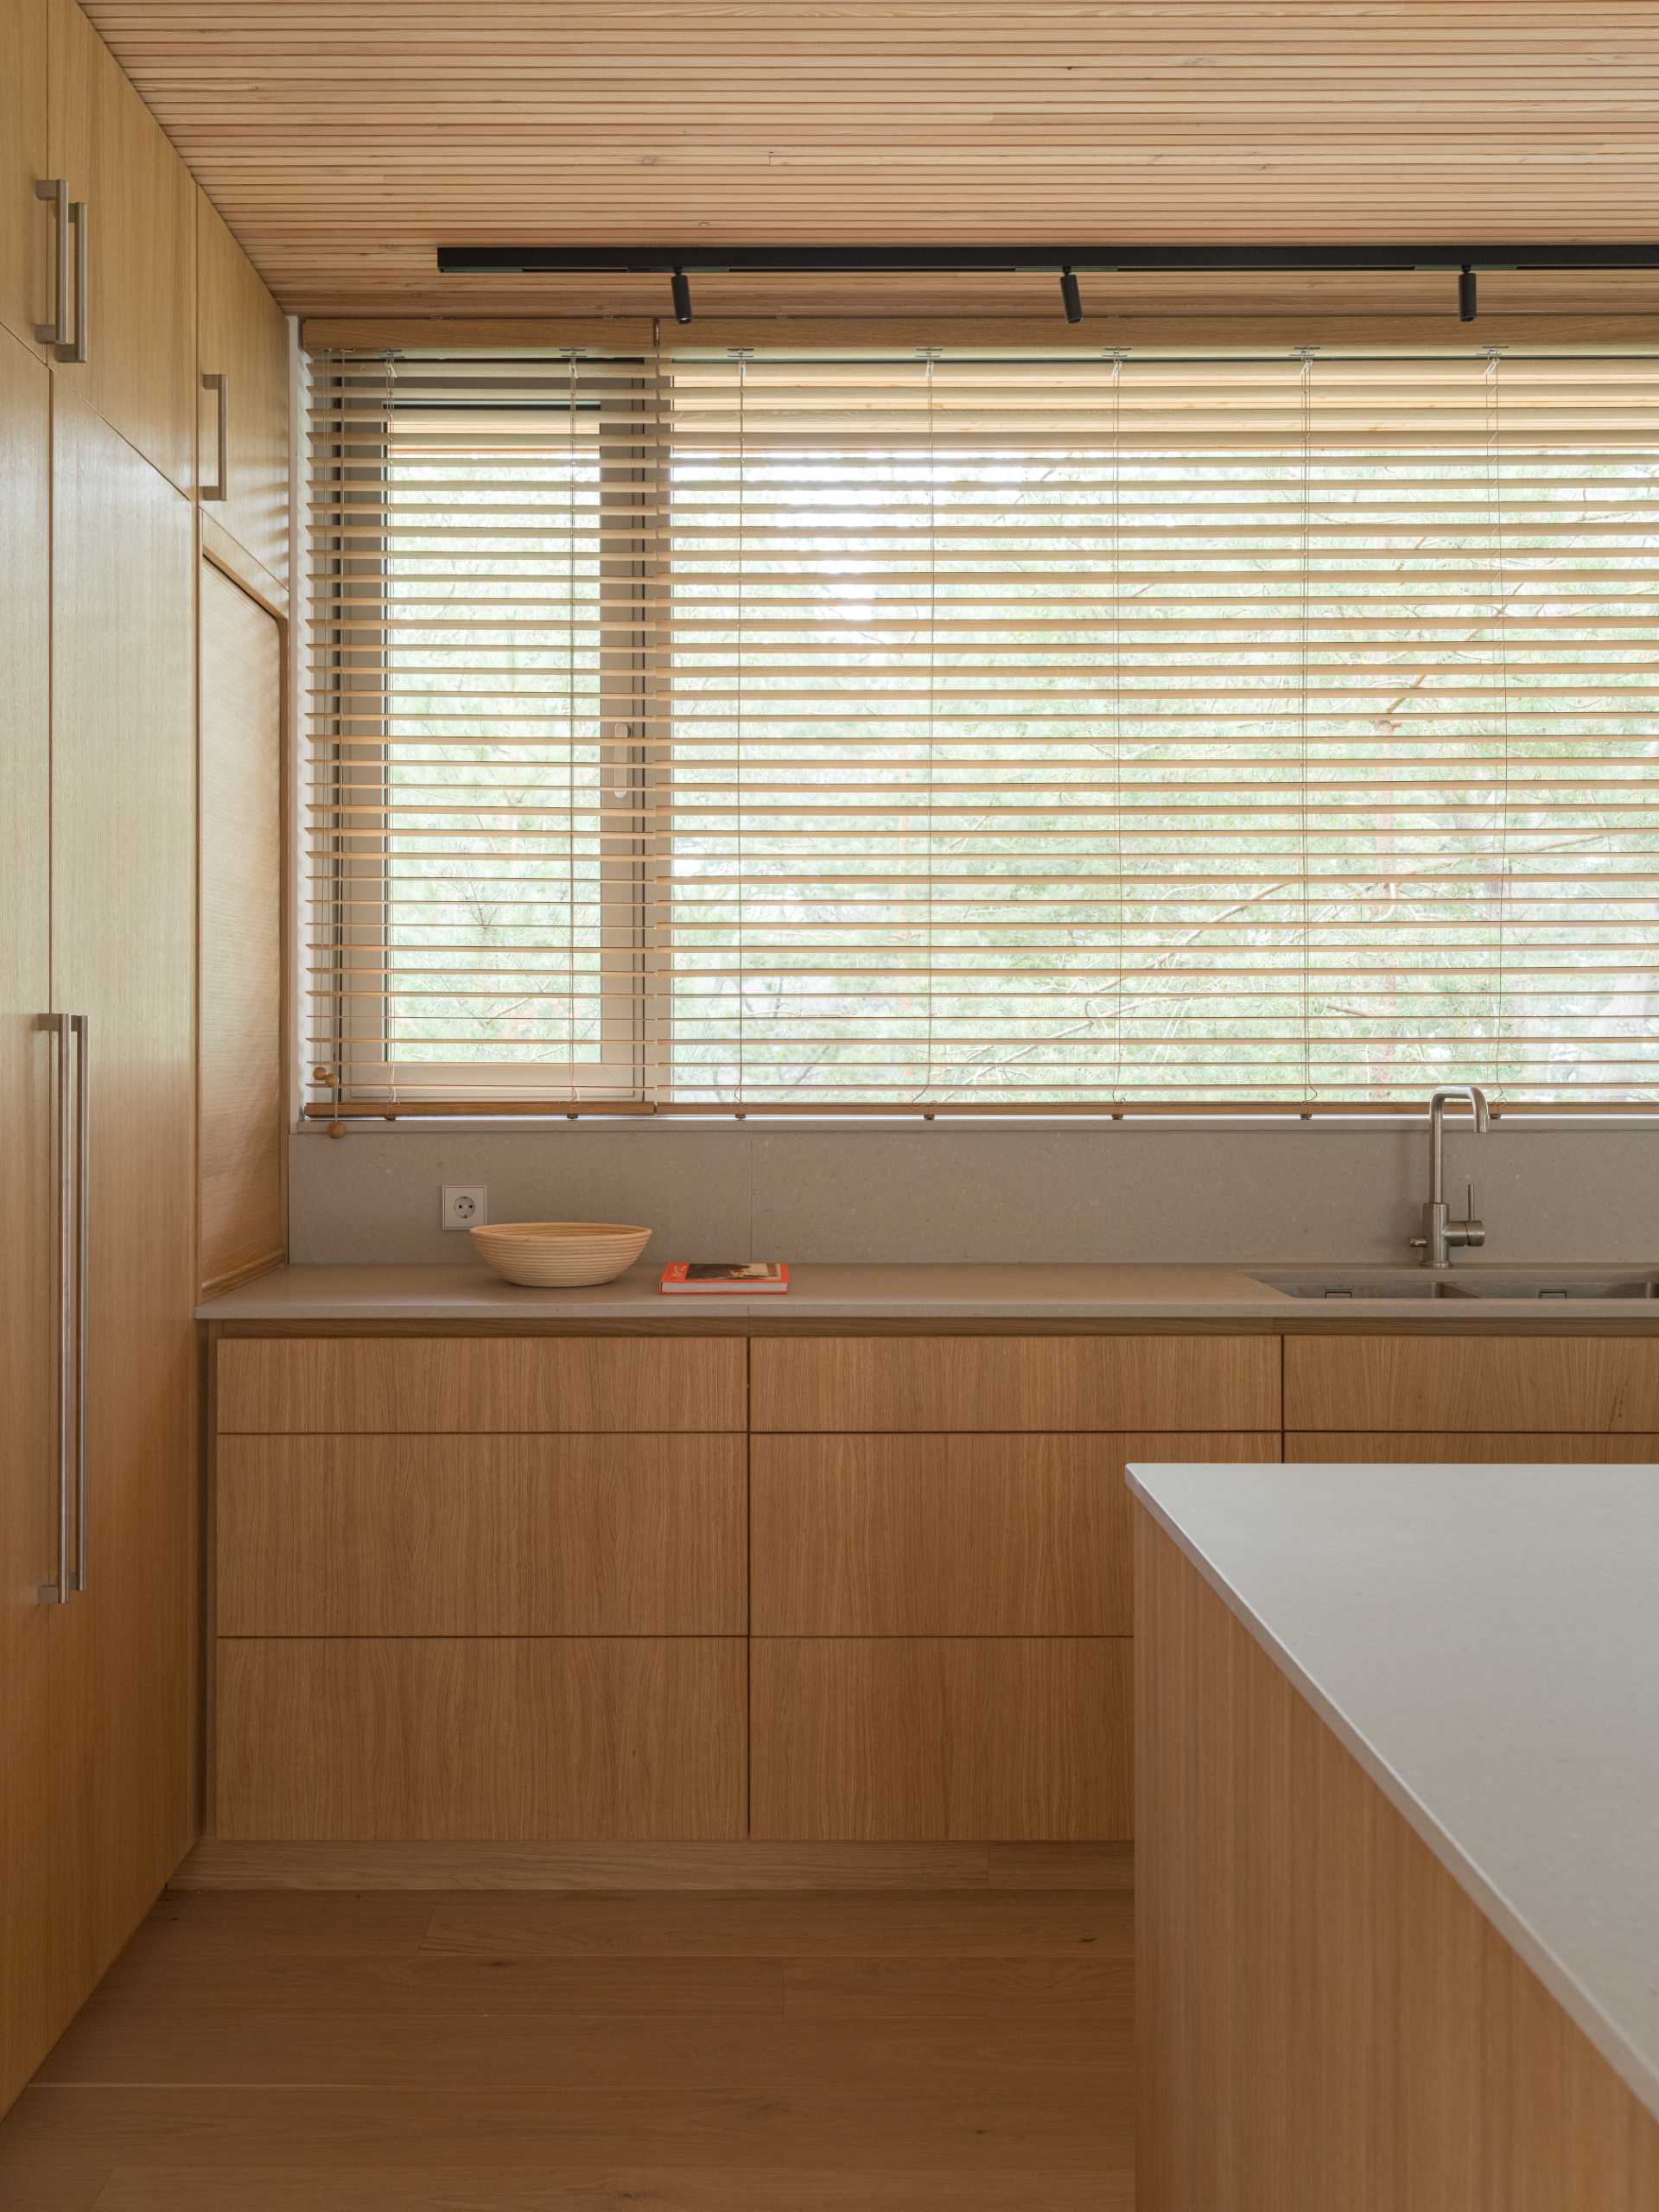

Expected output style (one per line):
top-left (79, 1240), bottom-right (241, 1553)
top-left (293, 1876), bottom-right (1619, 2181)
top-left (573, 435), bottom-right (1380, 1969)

top-left (753, 1433), bottom-right (1280, 1635)
top-left (752, 1336), bottom-right (1278, 1433)
top-left (218, 1436), bottom-right (747, 1636)
top-left (1285, 1337), bottom-right (1659, 1433)
top-left (214, 1638), bottom-right (746, 1840)
top-left (217, 1336), bottom-right (747, 1433)
top-left (751, 1638), bottom-right (1130, 1841)
top-left (1289, 1432), bottom-right (1659, 1465)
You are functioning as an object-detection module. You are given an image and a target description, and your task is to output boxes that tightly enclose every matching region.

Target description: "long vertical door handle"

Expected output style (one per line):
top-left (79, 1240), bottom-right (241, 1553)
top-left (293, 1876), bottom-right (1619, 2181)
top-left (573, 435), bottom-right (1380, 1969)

top-left (64, 200), bottom-right (89, 365)
top-left (71, 1015), bottom-right (89, 1593)
top-left (201, 372), bottom-right (229, 500)
top-left (39, 1014), bottom-right (72, 1604)
top-left (34, 180), bottom-right (68, 349)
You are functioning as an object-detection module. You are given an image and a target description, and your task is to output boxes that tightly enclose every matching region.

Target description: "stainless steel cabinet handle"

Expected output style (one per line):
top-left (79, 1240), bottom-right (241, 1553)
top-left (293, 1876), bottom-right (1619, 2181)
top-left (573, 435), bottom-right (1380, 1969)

top-left (71, 1014), bottom-right (89, 1594)
top-left (64, 200), bottom-right (89, 365)
top-left (201, 372), bottom-right (229, 500)
top-left (34, 179), bottom-right (68, 350)
top-left (39, 1014), bottom-right (72, 1605)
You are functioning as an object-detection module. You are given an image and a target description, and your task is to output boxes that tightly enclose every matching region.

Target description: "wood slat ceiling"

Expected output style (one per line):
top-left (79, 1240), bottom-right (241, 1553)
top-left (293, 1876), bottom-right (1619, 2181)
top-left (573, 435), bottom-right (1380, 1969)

top-left (81, 2), bottom-right (1659, 326)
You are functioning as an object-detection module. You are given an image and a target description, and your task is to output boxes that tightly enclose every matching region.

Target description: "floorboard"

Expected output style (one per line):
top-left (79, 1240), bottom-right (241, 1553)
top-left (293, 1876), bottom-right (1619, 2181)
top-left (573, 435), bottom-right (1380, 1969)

top-left (0, 1887), bottom-right (1134, 2209)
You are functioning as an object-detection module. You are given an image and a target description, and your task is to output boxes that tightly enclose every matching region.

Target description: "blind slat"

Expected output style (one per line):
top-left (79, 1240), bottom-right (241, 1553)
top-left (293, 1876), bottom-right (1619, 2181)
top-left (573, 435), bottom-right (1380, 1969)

top-left (306, 345), bottom-right (1659, 1109)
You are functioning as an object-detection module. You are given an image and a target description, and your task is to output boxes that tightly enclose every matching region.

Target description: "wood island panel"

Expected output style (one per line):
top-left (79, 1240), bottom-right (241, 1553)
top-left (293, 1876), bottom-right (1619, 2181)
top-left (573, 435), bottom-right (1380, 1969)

top-left (753, 1335), bottom-right (1279, 1433)
top-left (753, 1431), bottom-right (1280, 1635)
top-left (1135, 1510), bottom-right (1659, 2210)
top-left (216, 1334), bottom-right (747, 1433)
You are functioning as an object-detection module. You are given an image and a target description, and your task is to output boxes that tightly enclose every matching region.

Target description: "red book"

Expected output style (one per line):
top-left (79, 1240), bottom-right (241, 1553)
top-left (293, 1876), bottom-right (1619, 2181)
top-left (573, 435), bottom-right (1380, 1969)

top-left (659, 1262), bottom-right (789, 1295)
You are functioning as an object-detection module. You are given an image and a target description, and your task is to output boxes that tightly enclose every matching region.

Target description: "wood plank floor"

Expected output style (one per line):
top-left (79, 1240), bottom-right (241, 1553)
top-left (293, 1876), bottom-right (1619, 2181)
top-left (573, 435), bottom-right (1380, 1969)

top-left (0, 1882), bottom-right (1135, 2210)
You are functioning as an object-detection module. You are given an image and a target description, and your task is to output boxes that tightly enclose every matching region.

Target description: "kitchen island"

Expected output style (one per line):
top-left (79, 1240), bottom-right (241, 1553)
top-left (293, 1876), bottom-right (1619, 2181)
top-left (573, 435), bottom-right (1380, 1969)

top-left (1129, 1459), bottom-right (1659, 2210)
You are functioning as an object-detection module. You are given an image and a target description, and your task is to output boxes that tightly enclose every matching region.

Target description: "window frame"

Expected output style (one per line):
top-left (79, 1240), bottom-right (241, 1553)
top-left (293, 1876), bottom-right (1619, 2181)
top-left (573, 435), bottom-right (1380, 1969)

top-left (312, 362), bottom-right (658, 1109)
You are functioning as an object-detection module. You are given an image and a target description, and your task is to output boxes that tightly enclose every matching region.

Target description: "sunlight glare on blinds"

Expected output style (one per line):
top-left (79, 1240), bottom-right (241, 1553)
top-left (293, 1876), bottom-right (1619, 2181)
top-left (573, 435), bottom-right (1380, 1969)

top-left (308, 346), bottom-right (1659, 1113)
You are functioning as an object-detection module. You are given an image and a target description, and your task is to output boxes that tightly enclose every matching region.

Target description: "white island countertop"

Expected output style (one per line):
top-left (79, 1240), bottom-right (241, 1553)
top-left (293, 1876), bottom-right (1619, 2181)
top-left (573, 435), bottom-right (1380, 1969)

top-left (197, 1259), bottom-right (1659, 1325)
top-left (1127, 1459), bottom-right (1659, 2125)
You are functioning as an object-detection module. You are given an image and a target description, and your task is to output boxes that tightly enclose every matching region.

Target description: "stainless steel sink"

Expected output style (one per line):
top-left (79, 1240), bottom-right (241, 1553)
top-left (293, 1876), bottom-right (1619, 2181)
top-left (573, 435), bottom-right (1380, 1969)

top-left (1254, 1270), bottom-right (1477, 1300)
top-left (1252, 1268), bottom-right (1659, 1303)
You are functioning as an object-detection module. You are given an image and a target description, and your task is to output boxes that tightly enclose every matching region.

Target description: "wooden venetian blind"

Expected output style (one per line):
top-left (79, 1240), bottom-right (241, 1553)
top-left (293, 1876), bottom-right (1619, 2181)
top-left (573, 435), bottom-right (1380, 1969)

top-left (307, 348), bottom-right (1659, 1114)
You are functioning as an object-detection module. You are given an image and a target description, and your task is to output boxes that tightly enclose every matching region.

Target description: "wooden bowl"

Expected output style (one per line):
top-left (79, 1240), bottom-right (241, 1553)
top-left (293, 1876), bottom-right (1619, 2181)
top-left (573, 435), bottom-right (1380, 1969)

top-left (470, 1221), bottom-right (652, 1288)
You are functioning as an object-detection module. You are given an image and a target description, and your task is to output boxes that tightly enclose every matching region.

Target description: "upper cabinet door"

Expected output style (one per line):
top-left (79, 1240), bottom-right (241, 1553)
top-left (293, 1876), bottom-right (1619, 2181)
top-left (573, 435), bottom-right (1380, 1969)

top-left (197, 192), bottom-right (290, 587)
top-left (47, 0), bottom-right (194, 492)
top-left (0, 0), bottom-right (48, 358)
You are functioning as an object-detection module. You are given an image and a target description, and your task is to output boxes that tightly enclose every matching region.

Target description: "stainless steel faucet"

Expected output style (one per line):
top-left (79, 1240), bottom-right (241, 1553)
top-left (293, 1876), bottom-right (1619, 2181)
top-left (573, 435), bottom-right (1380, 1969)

top-left (1410, 1084), bottom-right (1491, 1269)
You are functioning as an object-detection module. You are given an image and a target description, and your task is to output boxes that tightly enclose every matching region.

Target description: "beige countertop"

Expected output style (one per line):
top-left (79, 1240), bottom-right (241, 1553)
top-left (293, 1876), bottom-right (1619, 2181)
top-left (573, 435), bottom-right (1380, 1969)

top-left (197, 1259), bottom-right (1659, 1325)
top-left (1128, 1458), bottom-right (1659, 2124)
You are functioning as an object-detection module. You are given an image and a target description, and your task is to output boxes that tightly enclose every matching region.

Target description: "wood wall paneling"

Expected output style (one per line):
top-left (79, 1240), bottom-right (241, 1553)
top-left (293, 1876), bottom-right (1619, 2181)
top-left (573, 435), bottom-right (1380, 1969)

top-left (214, 1638), bottom-right (747, 1840)
top-left (198, 560), bottom-right (285, 1295)
top-left (1135, 1509), bottom-right (1659, 2209)
top-left (1284, 1336), bottom-right (1659, 1433)
top-left (70, 3), bottom-right (1659, 322)
top-left (0, 0), bottom-right (48, 357)
top-left (751, 1638), bottom-right (1132, 1842)
top-left (217, 1433), bottom-right (747, 1635)
top-left (0, 327), bottom-right (64, 2117)
top-left (753, 1431), bottom-right (1281, 1635)
top-left (48, 0), bottom-right (196, 489)
top-left (216, 1334), bottom-right (747, 1433)
top-left (753, 1336), bottom-right (1279, 1433)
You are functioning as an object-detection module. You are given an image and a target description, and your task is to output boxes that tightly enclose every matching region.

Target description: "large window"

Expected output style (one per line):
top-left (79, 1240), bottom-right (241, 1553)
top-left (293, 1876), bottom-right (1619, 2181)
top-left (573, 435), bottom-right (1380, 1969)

top-left (308, 348), bottom-right (1659, 1113)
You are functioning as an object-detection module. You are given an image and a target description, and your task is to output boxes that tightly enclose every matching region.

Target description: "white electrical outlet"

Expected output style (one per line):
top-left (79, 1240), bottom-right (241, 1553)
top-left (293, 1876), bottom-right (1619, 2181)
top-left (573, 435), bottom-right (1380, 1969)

top-left (441, 1184), bottom-right (487, 1231)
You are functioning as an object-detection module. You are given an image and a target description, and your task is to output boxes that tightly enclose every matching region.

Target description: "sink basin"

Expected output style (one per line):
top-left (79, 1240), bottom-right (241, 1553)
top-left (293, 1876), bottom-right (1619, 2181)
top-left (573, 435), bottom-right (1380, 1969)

top-left (1253, 1268), bottom-right (1659, 1303)
top-left (1254, 1270), bottom-right (1476, 1300)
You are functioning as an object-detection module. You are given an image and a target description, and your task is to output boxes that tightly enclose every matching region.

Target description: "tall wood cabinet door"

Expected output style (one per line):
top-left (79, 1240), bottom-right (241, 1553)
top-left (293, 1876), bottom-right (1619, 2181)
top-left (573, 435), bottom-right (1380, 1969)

top-left (199, 562), bottom-right (286, 1294)
top-left (0, 329), bottom-right (72, 2116)
top-left (0, 0), bottom-right (48, 357)
top-left (197, 193), bottom-right (290, 586)
top-left (47, 0), bottom-right (195, 493)
top-left (51, 393), bottom-right (198, 1982)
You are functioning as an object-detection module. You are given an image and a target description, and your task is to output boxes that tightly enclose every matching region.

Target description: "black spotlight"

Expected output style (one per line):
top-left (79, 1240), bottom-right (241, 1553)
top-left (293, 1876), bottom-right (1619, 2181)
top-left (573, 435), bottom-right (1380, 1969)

top-left (1458, 264), bottom-right (1477, 323)
top-left (671, 267), bottom-right (693, 325)
top-left (1060, 266), bottom-right (1083, 324)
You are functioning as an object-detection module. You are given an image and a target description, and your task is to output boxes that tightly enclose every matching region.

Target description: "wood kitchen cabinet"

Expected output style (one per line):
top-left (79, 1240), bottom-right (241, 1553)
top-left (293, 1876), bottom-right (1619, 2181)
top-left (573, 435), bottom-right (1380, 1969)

top-left (211, 1336), bottom-right (747, 1842)
top-left (46, 0), bottom-right (196, 490)
top-left (753, 1430), bottom-right (1279, 1636)
top-left (50, 391), bottom-right (198, 1980)
top-left (196, 191), bottom-right (290, 584)
top-left (752, 1637), bottom-right (1133, 1841)
top-left (753, 1333), bottom-right (1280, 1432)
top-left (216, 1639), bottom-right (747, 1842)
top-left (0, 327), bottom-right (62, 2116)
top-left (198, 560), bottom-right (287, 1294)
top-left (3, 378), bottom-right (197, 2113)
top-left (1285, 1335), bottom-right (1659, 1431)
top-left (0, 0), bottom-right (48, 357)
top-left (218, 1332), bottom-right (747, 1433)
top-left (218, 1433), bottom-right (747, 1636)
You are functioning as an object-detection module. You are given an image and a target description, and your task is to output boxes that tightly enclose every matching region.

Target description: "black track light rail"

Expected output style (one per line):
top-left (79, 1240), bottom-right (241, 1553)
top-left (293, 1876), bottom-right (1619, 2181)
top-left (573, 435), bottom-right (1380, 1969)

top-left (436, 243), bottom-right (1659, 327)
top-left (437, 243), bottom-right (1659, 276)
